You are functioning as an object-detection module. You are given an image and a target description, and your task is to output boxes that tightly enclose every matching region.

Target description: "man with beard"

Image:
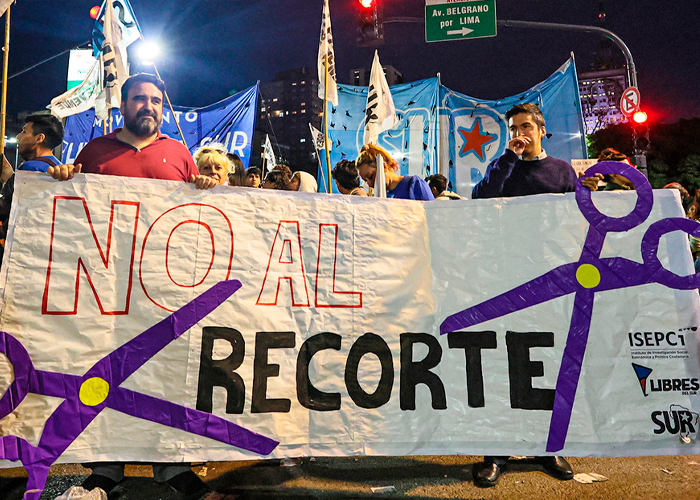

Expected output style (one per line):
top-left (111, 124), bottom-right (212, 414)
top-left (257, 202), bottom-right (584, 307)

top-left (47, 73), bottom-right (215, 190)
top-left (47, 74), bottom-right (215, 499)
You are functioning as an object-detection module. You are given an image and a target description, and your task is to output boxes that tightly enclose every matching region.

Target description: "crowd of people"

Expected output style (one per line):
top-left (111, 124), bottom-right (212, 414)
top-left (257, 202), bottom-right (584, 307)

top-left (1, 73), bottom-right (697, 499)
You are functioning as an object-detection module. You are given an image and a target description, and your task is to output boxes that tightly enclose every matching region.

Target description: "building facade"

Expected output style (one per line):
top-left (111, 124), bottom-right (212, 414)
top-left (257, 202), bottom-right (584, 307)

top-left (578, 67), bottom-right (628, 135)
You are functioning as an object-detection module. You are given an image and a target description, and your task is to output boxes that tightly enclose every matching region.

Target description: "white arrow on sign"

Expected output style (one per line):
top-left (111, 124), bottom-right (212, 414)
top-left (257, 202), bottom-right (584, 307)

top-left (447, 27), bottom-right (474, 36)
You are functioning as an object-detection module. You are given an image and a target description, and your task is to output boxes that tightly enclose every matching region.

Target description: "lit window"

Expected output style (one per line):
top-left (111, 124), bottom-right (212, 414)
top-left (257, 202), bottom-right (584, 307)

top-left (300, 138), bottom-right (306, 143)
top-left (301, 81), bottom-right (305, 84)
top-left (301, 110), bottom-right (306, 114)
top-left (272, 98), bottom-right (278, 102)
top-left (292, 82), bottom-right (297, 86)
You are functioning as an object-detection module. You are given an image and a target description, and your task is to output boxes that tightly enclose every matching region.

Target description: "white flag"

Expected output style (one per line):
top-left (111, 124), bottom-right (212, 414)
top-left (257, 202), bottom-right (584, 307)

top-left (263, 134), bottom-right (276, 171)
top-left (317, 0), bottom-right (338, 106)
top-left (309, 123), bottom-right (325, 151)
top-left (94, 0), bottom-right (129, 121)
top-left (363, 50), bottom-right (397, 146)
top-left (48, 58), bottom-right (102, 118)
top-left (92, 0), bottom-right (142, 58)
top-left (0, 0), bottom-right (13, 18)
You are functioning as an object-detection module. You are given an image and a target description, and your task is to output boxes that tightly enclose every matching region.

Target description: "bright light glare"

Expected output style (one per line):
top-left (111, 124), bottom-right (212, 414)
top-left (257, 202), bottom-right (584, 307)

top-left (89, 6), bottom-right (100, 20)
top-left (4, 137), bottom-right (17, 145)
top-left (136, 41), bottom-right (161, 64)
top-left (359, 0), bottom-right (373, 8)
top-left (633, 111), bottom-right (648, 124)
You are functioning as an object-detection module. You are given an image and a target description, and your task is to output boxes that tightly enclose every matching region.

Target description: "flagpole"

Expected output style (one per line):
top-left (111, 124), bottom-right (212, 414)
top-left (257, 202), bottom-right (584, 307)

top-left (150, 63), bottom-right (187, 149)
top-left (313, 141), bottom-right (328, 193)
top-left (0, 6), bottom-right (10, 153)
top-left (323, 54), bottom-right (332, 193)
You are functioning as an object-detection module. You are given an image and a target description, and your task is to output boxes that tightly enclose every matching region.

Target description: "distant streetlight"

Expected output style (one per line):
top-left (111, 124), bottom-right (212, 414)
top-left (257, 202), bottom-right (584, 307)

top-left (134, 40), bottom-right (161, 66)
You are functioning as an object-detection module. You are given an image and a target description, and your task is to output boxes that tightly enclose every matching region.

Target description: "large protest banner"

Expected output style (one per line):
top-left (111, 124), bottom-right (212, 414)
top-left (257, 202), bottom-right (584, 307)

top-left (322, 58), bottom-right (585, 197)
top-left (1, 168), bottom-right (699, 491)
top-left (62, 84), bottom-right (259, 167)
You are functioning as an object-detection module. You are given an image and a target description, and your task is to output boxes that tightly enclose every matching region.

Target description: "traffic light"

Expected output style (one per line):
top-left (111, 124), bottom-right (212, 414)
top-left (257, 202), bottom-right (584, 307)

top-left (89, 5), bottom-right (100, 20)
top-left (357, 0), bottom-right (384, 47)
top-left (632, 110), bottom-right (650, 153)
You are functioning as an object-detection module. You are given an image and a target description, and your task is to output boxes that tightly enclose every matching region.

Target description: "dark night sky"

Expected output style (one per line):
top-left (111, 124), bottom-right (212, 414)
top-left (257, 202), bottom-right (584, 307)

top-left (4, 0), bottom-right (699, 125)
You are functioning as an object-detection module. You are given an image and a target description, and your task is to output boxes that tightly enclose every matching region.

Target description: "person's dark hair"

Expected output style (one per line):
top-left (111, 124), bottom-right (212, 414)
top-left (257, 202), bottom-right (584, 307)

top-left (263, 170), bottom-right (292, 190)
top-left (227, 153), bottom-right (246, 186)
top-left (425, 174), bottom-right (448, 195)
top-left (597, 148), bottom-right (628, 163)
top-left (121, 73), bottom-right (166, 103)
top-left (272, 163), bottom-right (293, 179)
top-left (332, 160), bottom-right (361, 190)
top-left (25, 114), bottom-right (63, 150)
top-left (505, 103), bottom-right (546, 128)
top-left (246, 167), bottom-right (262, 177)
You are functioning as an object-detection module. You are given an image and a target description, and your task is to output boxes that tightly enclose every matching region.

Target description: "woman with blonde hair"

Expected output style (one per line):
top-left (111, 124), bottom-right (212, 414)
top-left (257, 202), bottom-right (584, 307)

top-left (355, 143), bottom-right (434, 200)
top-left (193, 143), bottom-right (233, 186)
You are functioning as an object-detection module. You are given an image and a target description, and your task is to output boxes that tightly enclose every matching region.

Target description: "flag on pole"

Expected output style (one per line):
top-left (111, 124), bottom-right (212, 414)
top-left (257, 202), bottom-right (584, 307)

top-left (263, 134), bottom-right (276, 171)
top-left (309, 123), bottom-right (325, 150)
top-left (317, 0), bottom-right (338, 106)
top-left (94, 0), bottom-right (129, 121)
top-left (0, 0), bottom-right (13, 18)
top-left (91, 0), bottom-right (142, 59)
top-left (48, 58), bottom-right (102, 118)
top-left (363, 50), bottom-right (397, 146)
top-left (363, 51), bottom-right (397, 198)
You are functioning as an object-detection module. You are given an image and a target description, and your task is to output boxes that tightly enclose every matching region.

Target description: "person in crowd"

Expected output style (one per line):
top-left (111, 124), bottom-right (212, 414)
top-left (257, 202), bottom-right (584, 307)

top-left (245, 167), bottom-right (262, 188)
top-left (665, 182), bottom-right (690, 201)
top-left (261, 169), bottom-right (292, 190)
top-left (47, 73), bottom-right (215, 191)
top-left (227, 152), bottom-right (246, 186)
top-left (356, 143), bottom-right (434, 201)
top-left (0, 115), bottom-right (65, 265)
top-left (470, 102), bottom-right (575, 488)
top-left (472, 103), bottom-right (576, 199)
top-left (289, 171), bottom-right (318, 192)
top-left (46, 73), bottom-right (216, 500)
top-left (579, 148), bottom-right (637, 192)
top-left (194, 142), bottom-right (232, 186)
top-left (425, 174), bottom-right (462, 200)
top-left (332, 160), bottom-right (368, 196)
top-left (16, 114), bottom-right (64, 171)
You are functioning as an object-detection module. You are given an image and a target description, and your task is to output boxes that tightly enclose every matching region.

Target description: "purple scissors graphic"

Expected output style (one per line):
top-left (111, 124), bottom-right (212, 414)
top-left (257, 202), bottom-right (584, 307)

top-left (440, 162), bottom-right (700, 453)
top-left (0, 280), bottom-right (278, 499)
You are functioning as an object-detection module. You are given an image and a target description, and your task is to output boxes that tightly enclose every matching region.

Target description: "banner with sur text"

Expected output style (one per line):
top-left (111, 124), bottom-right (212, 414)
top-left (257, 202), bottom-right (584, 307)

top-left (62, 84), bottom-right (259, 167)
top-left (1, 169), bottom-right (699, 481)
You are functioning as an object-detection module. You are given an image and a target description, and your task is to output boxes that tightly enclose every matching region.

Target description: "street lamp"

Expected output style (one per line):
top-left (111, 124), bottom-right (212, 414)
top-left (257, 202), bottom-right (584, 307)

top-left (133, 40), bottom-right (161, 67)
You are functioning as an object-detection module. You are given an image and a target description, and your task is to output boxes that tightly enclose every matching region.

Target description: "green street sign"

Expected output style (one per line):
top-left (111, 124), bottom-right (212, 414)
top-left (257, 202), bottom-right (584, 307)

top-left (425, 0), bottom-right (497, 43)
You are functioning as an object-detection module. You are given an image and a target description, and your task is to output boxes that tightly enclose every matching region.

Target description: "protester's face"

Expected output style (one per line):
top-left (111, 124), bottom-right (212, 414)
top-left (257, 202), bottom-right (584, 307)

top-left (508, 113), bottom-right (545, 158)
top-left (16, 122), bottom-right (40, 159)
top-left (261, 177), bottom-right (274, 189)
top-left (121, 82), bottom-right (163, 137)
top-left (289, 174), bottom-right (300, 191)
top-left (246, 173), bottom-right (261, 188)
top-left (358, 161), bottom-right (377, 188)
top-left (199, 160), bottom-right (228, 185)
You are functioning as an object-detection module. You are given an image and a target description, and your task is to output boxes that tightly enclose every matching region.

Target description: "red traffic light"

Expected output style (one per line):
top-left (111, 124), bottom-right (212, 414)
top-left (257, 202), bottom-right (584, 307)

top-left (89, 5), bottom-right (100, 19)
top-left (632, 111), bottom-right (648, 124)
top-left (359, 0), bottom-right (373, 8)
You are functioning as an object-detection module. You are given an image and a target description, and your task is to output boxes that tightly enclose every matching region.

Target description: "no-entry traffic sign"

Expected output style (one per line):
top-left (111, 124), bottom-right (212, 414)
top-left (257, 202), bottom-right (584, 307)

top-left (620, 87), bottom-right (641, 117)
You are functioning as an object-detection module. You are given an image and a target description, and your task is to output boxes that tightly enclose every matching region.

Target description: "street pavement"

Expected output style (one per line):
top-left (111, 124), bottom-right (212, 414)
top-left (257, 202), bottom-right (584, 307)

top-left (1, 455), bottom-right (700, 500)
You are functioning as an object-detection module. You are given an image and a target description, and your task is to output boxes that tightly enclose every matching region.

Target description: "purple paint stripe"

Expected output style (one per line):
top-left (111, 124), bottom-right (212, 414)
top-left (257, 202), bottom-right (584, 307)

top-left (87, 280), bottom-right (241, 386)
top-left (108, 387), bottom-right (278, 456)
top-left (0, 436), bottom-right (50, 500)
top-left (32, 370), bottom-right (83, 398)
top-left (546, 290), bottom-right (595, 452)
top-left (440, 264), bottom-right (579, 334)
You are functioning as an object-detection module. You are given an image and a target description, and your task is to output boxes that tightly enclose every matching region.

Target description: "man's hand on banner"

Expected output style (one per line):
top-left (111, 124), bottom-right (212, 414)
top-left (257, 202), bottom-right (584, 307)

top-left (190, 174), bottom-right (218, 190)
top-left (578, 170), bottom-right (604, 191)
top-left (47, 163), bottom-right (82, 181)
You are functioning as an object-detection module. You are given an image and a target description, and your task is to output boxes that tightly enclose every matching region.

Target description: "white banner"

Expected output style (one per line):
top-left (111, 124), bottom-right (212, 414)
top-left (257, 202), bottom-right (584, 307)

top-left (1, 171), bottom-right (699, 472)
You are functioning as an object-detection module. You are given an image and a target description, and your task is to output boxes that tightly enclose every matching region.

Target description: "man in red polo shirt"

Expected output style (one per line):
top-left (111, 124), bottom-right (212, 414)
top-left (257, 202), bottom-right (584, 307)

top-left (48, 73), bottom-right (216, 500)
top-left (48, 73), bottom-right (214, 190)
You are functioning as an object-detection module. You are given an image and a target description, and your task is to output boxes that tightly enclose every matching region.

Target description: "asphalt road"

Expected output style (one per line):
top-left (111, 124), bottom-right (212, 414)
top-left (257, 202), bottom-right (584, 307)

top-left (1, 455), bottom-right (699, 500)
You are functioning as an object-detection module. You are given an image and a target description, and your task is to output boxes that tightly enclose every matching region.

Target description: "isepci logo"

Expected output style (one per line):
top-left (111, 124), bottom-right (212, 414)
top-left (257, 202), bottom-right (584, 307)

top-left (651, 404), bottom-right (699, 438)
